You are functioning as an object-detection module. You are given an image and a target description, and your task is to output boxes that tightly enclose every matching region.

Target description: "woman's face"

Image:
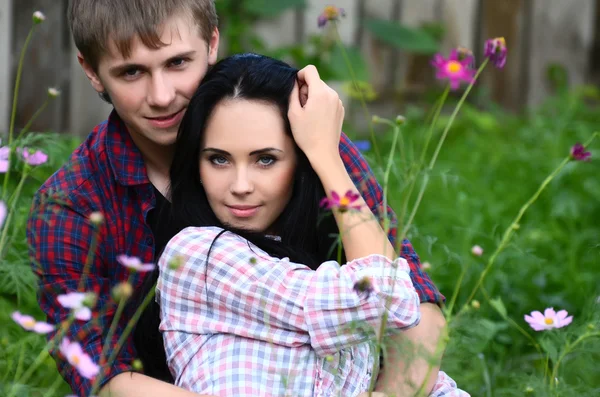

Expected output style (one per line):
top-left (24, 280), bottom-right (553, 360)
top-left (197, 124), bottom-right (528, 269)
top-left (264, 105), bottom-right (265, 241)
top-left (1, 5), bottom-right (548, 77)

top-left (199, 99), bottom-right (298, 232)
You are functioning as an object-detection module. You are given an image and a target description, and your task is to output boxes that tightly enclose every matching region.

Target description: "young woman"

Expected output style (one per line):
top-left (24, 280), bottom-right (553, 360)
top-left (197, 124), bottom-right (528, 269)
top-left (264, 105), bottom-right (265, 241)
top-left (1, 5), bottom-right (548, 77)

top-left (135, 54), bottom-right (466, 396)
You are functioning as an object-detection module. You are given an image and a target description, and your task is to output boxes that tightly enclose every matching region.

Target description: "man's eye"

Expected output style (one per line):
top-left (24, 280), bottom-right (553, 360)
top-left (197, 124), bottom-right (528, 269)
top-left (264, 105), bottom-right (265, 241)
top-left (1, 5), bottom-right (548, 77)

top-left (170, 58), bottom-right (188, 67)
top-left (257, 156), bottom-right (275, 166)
top-left (122, 68), bottom-right (140, 78)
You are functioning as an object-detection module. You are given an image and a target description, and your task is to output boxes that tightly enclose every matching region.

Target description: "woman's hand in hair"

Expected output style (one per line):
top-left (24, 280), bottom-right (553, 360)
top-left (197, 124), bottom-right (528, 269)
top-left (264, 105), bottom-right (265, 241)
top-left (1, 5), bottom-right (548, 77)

top-left (288, 65), bottom-right (345, 164)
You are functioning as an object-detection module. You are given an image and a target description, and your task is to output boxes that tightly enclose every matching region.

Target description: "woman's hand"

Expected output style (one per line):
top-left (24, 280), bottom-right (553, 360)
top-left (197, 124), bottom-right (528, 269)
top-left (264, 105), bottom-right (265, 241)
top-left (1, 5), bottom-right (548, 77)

top-left (288, 65), bottom-right (344, 165)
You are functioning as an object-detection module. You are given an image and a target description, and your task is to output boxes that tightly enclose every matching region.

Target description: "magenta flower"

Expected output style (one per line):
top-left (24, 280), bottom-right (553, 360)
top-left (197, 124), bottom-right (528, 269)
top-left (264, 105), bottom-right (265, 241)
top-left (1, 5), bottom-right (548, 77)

top-left (317, 5), bottom-right (346, 28)
top-left (484, 37), bottom-right (507, 69)
top-left (19, 148), bottom-right (48, 166)
top-left (11, 311), bottom-right (55, 334)
top-left (525, 308), bottom-right (573, 331)
top-left (431, 49), bottom-right (476, 90)
top-left (570, 143), bottom-right (591, 161)
top-left (57, 292), bottom-right (92, 321)
top-left (320, 190), bottom-right (362, 212)
top-left (0, 146), bottom-right (9, 173)
top-left (59, 338), bottom-right (100, 379)
top-left (117, 255), bottom-right (156, 272)
top-left (0, 200), bottom-right (6, 229)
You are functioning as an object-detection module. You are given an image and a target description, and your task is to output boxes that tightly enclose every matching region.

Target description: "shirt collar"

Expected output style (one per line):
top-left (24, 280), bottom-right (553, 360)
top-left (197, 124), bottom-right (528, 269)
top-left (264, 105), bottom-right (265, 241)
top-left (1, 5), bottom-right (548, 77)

top-left (105, 110), bottom-right (150, 186)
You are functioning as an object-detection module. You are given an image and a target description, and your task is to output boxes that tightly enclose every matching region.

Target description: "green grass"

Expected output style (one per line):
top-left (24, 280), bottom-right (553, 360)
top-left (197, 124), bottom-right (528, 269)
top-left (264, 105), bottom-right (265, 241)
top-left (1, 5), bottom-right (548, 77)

top-left (0, 88), bottom-right (599, 396)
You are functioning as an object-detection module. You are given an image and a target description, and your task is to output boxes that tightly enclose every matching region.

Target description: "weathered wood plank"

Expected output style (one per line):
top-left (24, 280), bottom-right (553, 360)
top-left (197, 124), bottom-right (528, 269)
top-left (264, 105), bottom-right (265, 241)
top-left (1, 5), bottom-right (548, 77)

top-left (0, 0), bottom-right (12, 135)
top-left (12, 0), bottom-right (68, 133)
top-left (527, 0), bottom-right (595, 107)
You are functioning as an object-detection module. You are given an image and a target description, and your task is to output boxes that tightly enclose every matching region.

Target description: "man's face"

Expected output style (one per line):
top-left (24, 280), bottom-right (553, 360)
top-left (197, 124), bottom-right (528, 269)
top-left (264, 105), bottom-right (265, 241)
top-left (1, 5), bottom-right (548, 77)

top-left (80, 15), bottom-right (219, 148)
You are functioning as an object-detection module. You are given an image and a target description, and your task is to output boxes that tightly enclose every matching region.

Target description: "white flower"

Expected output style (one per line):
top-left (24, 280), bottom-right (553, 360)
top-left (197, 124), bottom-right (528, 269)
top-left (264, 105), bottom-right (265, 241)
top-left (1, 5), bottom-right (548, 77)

top-left (32, 11), bottom-right (46, 24)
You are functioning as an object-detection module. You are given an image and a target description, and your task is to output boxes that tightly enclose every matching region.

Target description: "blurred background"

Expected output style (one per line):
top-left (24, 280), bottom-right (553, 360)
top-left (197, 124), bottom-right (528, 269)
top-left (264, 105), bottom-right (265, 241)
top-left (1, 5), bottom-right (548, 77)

top-left (1, 0), bottom-right (600, 137)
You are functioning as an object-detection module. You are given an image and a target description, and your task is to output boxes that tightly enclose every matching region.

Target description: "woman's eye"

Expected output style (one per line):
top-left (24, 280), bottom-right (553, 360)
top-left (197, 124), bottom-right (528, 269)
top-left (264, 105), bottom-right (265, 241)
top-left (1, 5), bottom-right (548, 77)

top-left (210, 156), bottom-right (228, 165)
top-left (257, 156), bottom-right (276, 166)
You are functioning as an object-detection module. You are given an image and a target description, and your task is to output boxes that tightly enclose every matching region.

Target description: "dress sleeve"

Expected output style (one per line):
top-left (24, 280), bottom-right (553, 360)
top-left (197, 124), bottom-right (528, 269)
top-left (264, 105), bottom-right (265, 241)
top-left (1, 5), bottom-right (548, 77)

top-left (429, 371), bottom-right (471, 397)
top-left (157, 226), bottom-right (420, 358)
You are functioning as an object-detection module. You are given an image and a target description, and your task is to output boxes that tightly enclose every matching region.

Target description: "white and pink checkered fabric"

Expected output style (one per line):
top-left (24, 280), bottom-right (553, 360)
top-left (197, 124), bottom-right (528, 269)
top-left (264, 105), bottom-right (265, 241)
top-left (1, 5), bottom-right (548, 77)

top-left (157, 226), bottom-right (468, 396)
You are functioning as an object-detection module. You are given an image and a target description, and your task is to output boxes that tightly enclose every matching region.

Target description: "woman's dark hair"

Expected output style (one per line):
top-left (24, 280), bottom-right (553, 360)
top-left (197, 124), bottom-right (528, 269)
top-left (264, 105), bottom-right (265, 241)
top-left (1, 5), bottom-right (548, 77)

top-left (132, 53), bottom-right (343, 382)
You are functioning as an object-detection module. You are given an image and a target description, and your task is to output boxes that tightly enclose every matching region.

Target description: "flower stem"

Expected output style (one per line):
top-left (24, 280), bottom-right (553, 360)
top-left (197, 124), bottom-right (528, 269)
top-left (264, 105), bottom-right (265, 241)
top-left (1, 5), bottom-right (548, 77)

top-left (0, 167), bottom-right (29, 259)
top-left (15, 97), bottom-right (51, 142)
top-left (550, 331), bottom-right (600, 388)
top-left (91, 283), bottom-right (158, 395)
top-left (332, 21), bottom-right (383, 167)
top-left (77, 221), bottom-right (102, 292)
top-left (400, 60), bottom-right (488, 240)
top-left (41, 373), bottom-right (65, 397)
top-left (462, 134), bottom-right (599, 306)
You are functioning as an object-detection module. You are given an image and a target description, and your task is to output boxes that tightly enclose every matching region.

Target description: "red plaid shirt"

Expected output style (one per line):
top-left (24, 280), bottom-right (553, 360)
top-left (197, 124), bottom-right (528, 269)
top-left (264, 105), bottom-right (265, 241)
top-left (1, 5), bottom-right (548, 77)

top-left (27, 110), bottom-right (443, 396)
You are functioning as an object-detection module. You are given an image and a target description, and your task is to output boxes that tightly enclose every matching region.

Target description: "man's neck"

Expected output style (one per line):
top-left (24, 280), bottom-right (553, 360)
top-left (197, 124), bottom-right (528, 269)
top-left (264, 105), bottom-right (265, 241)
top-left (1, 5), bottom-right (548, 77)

top-left (128, 132), bottom-right (174, 197)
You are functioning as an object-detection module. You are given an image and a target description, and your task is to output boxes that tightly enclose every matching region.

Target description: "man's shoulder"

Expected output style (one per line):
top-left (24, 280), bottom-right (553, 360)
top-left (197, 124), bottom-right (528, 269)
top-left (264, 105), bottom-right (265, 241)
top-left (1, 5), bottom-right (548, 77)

top-left (36, 120), bottom-right (114, 207)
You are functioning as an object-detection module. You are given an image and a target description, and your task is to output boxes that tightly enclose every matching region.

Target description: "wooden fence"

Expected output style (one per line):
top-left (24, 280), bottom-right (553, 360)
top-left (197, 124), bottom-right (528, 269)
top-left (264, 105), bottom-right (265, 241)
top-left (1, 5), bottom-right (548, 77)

top-left (1, 0), bottom-right (599, 137)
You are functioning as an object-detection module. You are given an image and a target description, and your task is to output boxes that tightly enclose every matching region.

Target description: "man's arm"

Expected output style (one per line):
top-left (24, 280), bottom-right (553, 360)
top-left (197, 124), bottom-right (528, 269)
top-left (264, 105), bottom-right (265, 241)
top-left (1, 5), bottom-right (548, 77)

top-left (338, 133), bottom-right (447, 394)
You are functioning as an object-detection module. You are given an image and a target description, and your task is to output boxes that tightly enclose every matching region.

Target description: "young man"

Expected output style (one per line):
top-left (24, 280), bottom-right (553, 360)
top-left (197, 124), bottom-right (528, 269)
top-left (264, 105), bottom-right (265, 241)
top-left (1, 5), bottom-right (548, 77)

top-left (27, 1), bottom-right (449, 396)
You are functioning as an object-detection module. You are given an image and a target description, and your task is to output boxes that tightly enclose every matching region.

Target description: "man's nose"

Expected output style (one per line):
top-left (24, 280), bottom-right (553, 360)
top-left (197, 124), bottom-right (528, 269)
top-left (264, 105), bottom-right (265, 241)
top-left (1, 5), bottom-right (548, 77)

top-left (147, 73), bottom-right (176, 108)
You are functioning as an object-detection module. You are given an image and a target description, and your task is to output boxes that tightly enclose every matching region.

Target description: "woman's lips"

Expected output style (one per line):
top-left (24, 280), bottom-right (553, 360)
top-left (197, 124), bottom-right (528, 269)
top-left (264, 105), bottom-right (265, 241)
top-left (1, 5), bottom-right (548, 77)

top-left (227, 205), bottom-right (260, 218)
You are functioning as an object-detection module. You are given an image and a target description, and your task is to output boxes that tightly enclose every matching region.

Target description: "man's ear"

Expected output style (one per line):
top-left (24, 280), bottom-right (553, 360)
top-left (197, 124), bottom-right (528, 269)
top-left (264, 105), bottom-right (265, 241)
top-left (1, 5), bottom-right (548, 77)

top-left (207, 27), bottom-right (220, 66)
top-left (77, 52), bottom-right (106, 93)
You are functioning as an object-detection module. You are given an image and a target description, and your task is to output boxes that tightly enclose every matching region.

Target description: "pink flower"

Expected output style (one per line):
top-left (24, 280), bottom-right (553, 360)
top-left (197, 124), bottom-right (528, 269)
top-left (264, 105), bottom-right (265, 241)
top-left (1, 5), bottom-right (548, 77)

top-left (59, 338), bottom-right (100, 379)
top-left (317, 5), bottom-right (346, 28)
top-left (20, 148), bottom-right (48, 166)
top-left (320, 190), bottom-right (362, 212)
top-left (0, 201), bottom-right (6, 229)
top-left (431, 49), bottom-right (476, 90)
top-left (117, 255), bottom-right (156, 272)
top-left (525, 308), bottom-right (573, 331)
top-left (11, 311), bottom-right (55, 334)
top-left (484, 37), bottom-right (507, 69)
top-left (471, 245), bottom-right (484, 256)
top-left (57, 292), bottom-right (92, 321)
top-left (570, 143), bottom-right (591, 161)
top-left (0, 146), bottom-right (9, 173)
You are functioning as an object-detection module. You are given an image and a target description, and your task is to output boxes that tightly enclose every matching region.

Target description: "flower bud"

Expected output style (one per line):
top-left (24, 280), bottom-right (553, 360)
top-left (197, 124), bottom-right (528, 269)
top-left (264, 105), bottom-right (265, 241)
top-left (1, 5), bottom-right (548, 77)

top-left (371, 115), bottom-right (381, 124)
top-left (32, 11), bottom-right (46, 24)
top-left (112, 282), bottom-right (133, 303)
top-left (422, 261), bottom-right (432, 270)
top-left (395, 115), bottom-right (406, 125)
top-left (167, 255), bottom-right (184, 270)
top-left (89, 211), bottom-right (104, 226)
top-left (132, 359), bottom-right (144, 371)
top-left (82, 292), bottom-right (97, 309)
top-left (471, 300), bottom-right (481, 309)
top-left (47, 88), bottom-right (60, 98)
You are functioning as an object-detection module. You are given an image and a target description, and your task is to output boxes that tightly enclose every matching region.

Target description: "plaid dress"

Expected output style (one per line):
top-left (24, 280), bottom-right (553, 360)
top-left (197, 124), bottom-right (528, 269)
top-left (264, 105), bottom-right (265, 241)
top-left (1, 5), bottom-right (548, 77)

top-left (157, 226), bottom-right (421, 396)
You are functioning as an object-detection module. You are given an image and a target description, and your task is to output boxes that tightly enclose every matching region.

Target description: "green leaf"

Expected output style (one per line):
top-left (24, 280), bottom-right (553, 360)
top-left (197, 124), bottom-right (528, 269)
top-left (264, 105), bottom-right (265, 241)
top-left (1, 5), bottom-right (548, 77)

top-left (244, 0), bottom-right (306, 18)
top-left (363, 19), bottom-right (439, 54)
top-left (539, 338), bottom-right (559, 364)
top-left (489, 297), bottom-right (508, 318)
top-left (328, 44), bottom-right (370, 81)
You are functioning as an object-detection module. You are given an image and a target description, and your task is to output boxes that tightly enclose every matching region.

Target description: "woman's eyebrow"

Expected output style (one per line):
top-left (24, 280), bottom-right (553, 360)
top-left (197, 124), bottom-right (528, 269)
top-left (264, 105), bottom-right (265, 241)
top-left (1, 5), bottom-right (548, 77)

top-left (201, 147), bottom-right (283, 156)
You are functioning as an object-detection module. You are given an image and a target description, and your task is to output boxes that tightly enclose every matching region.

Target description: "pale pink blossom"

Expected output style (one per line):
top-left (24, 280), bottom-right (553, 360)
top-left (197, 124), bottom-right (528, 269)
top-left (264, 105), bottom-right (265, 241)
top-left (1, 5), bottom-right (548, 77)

top-left (59, 338), bottom-right (100, 379)
top-left (0, 201), bottom-right (6, 229)
top-left (525, 308), bottom-right (573, 331)
top-left (20, 148), bottom-right (48, 166)
top-left (57, 292), bottom-right (92, 321)
top-left (117, 255), bottom-right (156, 272)
top-left (471, 245), bottom-right (484, 256)
top-left (11, 311), bottom-right (55, 334)
top-left (0, 146), bottom-right (9, 173)
top-left (32, 11), bottom-right (46, 24)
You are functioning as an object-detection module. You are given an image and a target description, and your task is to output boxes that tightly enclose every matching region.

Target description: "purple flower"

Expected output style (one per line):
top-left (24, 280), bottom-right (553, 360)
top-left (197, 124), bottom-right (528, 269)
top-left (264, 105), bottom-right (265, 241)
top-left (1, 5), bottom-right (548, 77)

top-left (59, 338), bottom-right (100, 379)
top-left (317, 5), bottom-right (346, 28)
top-left (570, 143), bottom-right (591, 161)
top-left (320, 190), bottom-right (362, 212)
top-left (20, 148), bottom-right (48, 166)
top-left (11, 311), bottom-right (55, 334)
top-left (525, 308), bottom-right (573, 331)
top-left (484, 37), bottom-right (507, 69)
top-left (354, 140), bottom-right (371, 152)
top-left (431, 49), bottom-right (476, 90)
top-left (117, 255), bottom-right (156, 272)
